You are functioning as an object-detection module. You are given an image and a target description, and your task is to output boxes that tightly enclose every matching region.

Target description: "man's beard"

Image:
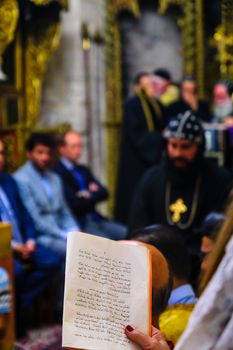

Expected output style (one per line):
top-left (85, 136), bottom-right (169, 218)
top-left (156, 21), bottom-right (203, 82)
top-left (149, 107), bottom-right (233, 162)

top-left (164, 152), bottom-right (204, 186)
top-left (214, 98), bottom-right (233, 122)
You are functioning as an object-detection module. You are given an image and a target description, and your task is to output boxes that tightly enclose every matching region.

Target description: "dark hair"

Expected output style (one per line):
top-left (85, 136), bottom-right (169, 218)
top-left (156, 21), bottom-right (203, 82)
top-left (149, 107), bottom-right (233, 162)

top-left (25, 133), bottom-right (54, 151)
top-left (152, 280), bottom-right (172, 325)
top-left (153, 69), bottom-right (171, 81)
top-left (182, 76), bottom-right (197, 84)
top-left (202, 212), bottom-right (225, 242)
top-left (133, 225), bottom-right (191, 281)
top-left (133, 71), bottom-right (149, 86)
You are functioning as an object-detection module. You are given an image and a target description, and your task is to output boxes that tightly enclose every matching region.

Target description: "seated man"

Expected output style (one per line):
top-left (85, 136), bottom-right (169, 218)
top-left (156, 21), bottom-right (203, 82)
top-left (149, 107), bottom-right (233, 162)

top-left (0, 138), bottom-right (60, 336)
top-left (134, 225), bottom-right (197, 345)
top-left (0, 267), bottom-right (10, 339)
top-left (54, 131), bottom-right (126, 240)
top-left (14, 133), bottom-right (79, 257)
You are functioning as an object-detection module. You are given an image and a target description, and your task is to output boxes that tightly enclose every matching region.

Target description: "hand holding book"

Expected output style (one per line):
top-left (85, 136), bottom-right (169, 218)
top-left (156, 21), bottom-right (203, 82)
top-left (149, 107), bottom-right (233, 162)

top-left (62, 232), bottom-right (152, 350)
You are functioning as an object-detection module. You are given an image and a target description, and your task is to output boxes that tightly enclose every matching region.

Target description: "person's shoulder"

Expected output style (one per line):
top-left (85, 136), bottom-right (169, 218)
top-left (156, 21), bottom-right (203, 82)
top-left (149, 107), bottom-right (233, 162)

top-left (53, 160), bottom-right (68, 175)
top-left (168, 98), bottom-right (184, 108)
top-left (0, 172), bottom-right (13, 183)
top-left (140, 165), bottom-right (164, 185)
top-left (124, 94), bottom-right (141, 110)
top-left (14, 162), bottom-right (30, 180)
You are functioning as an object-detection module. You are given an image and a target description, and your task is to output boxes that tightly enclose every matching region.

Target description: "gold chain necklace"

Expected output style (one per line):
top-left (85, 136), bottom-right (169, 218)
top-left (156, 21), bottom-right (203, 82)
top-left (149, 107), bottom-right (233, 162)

top-left (165, 176), bottom-right (201, 229)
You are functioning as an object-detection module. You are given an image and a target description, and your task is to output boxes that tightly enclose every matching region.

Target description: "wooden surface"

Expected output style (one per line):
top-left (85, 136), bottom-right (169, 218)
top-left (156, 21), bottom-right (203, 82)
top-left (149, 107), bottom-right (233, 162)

top-left (0, 223), bottom-right (15, 350)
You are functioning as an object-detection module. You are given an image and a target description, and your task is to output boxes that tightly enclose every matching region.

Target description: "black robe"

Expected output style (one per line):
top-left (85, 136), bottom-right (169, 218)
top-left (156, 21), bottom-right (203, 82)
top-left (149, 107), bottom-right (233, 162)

top-left (114, 94), bottom-right (167, 224)
top-left (128, 159), bottom-right (232, 252)
top-left (167, 98), bottom-right (212, 122)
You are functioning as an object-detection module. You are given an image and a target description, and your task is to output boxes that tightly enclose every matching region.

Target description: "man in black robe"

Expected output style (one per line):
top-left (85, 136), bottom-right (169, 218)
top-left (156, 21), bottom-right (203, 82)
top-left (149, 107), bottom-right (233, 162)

top-left (114, 74), bottom-right (167, 224)
top-left (168, 77), bottom-right (211, 122)
top-left (128, 111), bottom-right (232, 254)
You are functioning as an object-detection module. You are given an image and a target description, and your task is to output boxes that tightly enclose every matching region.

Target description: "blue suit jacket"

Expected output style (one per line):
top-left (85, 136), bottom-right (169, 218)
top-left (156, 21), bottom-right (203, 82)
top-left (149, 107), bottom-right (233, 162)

top-left (14, 162), bottom-right (79, 239)
top-left (0, 172), bottom-right (35, 242)
top-left (54, 161), bottom-right (108, 220)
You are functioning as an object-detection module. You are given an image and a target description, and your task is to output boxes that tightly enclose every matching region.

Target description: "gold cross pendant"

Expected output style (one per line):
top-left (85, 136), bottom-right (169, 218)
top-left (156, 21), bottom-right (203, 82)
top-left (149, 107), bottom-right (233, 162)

top-left (169, 198), bottom-right (188, 223)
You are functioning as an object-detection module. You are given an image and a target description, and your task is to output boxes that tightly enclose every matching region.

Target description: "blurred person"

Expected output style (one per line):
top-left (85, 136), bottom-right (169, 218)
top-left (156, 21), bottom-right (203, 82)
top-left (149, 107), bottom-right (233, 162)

top-left (121, 239), bottom-right (171, 328)
top-left (125, 200), bottom-right (233, 350)
top-left (128, 111), bottom-right (232, 262)
top-left (0, 267), bottom-right (10, 339)
top-left (0, 138), bottom-right (61, 336)
top-left (153, 69), bottom-right (179, 106)
top-left (14, 133), bottom-right (79, 257)
top-left (133, 71), bottom-right (151, 94)
top-left (200, 212), bottom-right (225, 271)
top-left (134, 225), bottom-right (197, 345)
top-left (115, 71), bottom-right (167, 224)
top-left (168, 77), bottom-right (211, 122)
top-left (213, 80), bottom-right (233, 124)
top-left (54, 131), bottom-right (126, 239)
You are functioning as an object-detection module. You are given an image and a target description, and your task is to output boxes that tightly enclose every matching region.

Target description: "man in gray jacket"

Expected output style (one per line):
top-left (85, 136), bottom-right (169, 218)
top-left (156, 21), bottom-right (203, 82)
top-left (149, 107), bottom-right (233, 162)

top-left (14, 133), bottom-right (79, 257)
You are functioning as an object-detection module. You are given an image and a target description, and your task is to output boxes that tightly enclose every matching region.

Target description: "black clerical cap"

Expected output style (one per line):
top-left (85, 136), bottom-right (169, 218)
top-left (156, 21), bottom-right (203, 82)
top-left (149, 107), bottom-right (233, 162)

top-left (153, 69), bottom-right (171, 81)
top-left (165, 110), bottom-right (204, 144)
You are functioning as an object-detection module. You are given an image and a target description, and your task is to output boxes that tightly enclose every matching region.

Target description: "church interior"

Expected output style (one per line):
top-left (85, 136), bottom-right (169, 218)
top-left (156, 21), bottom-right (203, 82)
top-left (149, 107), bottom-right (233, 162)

top-left (0, 0), bottom-right (233, 349)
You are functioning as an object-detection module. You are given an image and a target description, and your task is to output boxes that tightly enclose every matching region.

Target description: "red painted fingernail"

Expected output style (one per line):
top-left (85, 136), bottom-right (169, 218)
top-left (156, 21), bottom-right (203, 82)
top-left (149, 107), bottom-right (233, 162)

top-left (126, 325), bottom-right (134, 332)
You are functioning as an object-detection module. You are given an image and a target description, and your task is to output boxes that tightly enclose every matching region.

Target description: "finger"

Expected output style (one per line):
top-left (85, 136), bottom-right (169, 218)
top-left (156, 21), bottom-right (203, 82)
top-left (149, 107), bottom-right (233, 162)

top-left (125, 325), bottom-right (156, 349)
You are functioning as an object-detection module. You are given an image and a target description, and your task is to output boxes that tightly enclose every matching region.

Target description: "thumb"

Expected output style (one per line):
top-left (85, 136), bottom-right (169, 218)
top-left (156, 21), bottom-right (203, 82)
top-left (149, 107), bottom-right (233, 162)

top-left (125, 325), bottom-right (154, 349)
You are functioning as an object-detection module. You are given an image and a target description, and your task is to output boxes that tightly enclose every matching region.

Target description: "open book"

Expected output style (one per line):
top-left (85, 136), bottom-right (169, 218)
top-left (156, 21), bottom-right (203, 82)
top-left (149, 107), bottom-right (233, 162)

top-left (62, 232), bottom-right (152, 350)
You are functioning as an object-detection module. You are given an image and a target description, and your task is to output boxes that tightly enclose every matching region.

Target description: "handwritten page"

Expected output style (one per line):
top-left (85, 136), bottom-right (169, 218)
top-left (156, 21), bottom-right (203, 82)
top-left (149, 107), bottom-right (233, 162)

top-left (62, 232), bottom-right (151, 350)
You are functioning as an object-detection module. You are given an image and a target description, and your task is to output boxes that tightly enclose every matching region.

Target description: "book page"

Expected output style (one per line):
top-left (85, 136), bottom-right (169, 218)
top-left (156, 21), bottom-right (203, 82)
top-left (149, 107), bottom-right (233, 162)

top-left (62, 232), bottom-right (151, 350)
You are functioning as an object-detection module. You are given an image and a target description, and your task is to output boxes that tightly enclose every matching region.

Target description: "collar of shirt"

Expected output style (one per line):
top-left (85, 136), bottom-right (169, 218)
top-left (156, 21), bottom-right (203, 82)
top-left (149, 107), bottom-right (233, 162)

top-left (60, 157), bottom-right (76, 171)
top-left (168, 284), bottom-right (197, 306)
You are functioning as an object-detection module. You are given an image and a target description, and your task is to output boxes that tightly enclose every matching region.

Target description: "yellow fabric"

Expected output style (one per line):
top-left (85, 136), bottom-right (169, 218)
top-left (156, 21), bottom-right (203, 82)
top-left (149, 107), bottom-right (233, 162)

top-left (160, 85), bottom-right (179, 106)
top-left (137, 91), bottom-right (163, 132)
top-left (159, 304), bottom-right (195, 345)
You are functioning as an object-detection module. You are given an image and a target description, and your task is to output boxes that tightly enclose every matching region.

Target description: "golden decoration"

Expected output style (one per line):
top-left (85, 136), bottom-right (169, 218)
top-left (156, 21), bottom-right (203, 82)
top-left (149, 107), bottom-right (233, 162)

top-left (25, 21), bottom-right (61, 127)
top-left (0, 0), bottom-right (19, 67)
top-left (60, 0), bottom-right (69, 10)
top-left (169, 198), bottom-right (188, 223)
top-left (29, 0), bottom-right (68, 9)
top-left (158, 0), bottom-right (205, 96)
top-left (158, 0), bottom-right (184, 15)
top-left (30, 0), bottom-right (51, 4)
top-left (105, 0), bottom-right (123, 214)
top-left (112, 0), bottom-right (140, 18)
top-left (195, 0), bottom-right (205, 98)
top-left (214, 26), bottom-right (233, 78)
top-left (213, 0), bottom-right (233, 79)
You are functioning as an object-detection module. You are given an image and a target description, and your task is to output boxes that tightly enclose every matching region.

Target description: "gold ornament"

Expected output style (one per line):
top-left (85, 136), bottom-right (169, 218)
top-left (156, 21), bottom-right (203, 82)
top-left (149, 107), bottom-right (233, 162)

top-left (169, 199), bottom-right (188, 223)
top-left (29, 0), bottom-right (68, 9)
top-left (213, 0), bottom-right (233, 79)
top-left (158, 0), bottom-right (184, 15)
top-left (0, 0), bottom-right (19, 72)
top-left (165, 177), bottom-right (201, 229)
top-left (29, 0), bottom-right (51, 5)
top-left (214, 26), bottom-right (233, 78)
top-left (112, 0), bottom-right (140, 17)
top-left (25, 21), bottom-right (61, 127)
